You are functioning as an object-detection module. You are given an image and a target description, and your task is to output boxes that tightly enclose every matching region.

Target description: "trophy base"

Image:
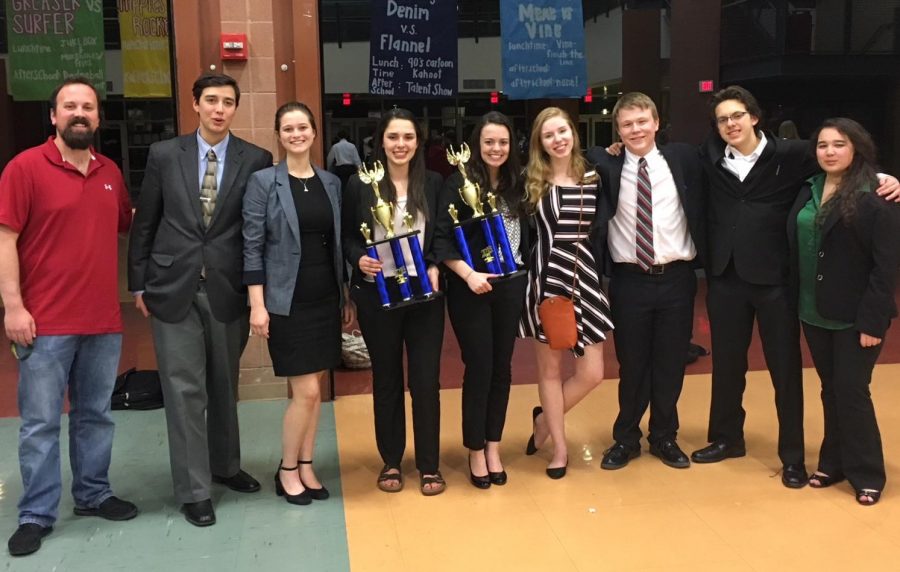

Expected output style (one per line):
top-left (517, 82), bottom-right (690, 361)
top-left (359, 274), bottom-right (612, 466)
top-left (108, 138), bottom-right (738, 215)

top-left (367, 229), bottom-right (421, 247)
top-left (487, 269), bottom-right (528, 283)
top-left (382, 290), bottom-right (444, 311)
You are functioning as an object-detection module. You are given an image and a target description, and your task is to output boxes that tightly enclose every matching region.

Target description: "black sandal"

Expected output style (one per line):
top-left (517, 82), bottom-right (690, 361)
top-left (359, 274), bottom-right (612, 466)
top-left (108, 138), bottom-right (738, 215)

top-left (809, 471), bottom-right (845, 489)
top-left (856, 489), bottom-right (881, 506)
top-left (298, 460), bottom-right (330, 500)
top-left (377, 465), bottom-right (403, 493)
top-left (419, 471), bottom-right (446, 496)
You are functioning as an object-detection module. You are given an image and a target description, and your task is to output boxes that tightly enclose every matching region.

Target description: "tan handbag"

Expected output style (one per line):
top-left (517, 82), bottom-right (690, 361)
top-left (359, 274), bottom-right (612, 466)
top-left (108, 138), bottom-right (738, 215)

top-left (537, 184), bottom-right (584, 351)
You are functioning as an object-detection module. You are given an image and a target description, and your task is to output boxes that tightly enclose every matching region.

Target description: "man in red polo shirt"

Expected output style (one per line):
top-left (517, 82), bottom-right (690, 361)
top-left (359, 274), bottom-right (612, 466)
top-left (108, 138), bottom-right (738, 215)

top-left (0, 77), bottom-right (137, 558)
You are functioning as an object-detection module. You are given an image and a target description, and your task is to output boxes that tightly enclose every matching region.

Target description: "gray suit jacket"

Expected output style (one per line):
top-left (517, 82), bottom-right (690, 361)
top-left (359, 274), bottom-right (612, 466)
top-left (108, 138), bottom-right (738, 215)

top-left (242, 162), bottom-right (344, 316)
top-left (128, 133), bottom-right (273, 323)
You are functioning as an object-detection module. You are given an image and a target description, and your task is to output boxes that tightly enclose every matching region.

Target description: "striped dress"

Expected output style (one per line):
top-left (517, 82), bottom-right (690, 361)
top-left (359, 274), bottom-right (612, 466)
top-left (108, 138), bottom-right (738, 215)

top-left (518, 182), bottom-right (613, 357)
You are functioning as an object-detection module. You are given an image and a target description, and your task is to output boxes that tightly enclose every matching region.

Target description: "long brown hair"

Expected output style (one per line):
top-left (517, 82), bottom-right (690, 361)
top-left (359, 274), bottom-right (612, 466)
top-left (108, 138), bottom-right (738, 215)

top-left (370, 108), bottom-right (428, 221)
top-left (524, 107), bottom-right (592, 211)
top-left (465, 111), bottom-right (525, 215)
top-left (813, 117), bottom-right (878, 225)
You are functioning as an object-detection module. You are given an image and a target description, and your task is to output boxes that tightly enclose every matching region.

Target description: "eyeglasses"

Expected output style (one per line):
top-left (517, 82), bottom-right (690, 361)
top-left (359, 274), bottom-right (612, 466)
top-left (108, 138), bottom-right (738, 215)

top-left (716, 111), bottom-right (749, 126)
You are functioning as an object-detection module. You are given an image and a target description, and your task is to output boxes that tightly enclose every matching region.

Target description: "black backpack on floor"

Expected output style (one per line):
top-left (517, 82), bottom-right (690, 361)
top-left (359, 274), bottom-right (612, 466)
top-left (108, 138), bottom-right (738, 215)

top-left (111, 368), bottom-right (164, 410)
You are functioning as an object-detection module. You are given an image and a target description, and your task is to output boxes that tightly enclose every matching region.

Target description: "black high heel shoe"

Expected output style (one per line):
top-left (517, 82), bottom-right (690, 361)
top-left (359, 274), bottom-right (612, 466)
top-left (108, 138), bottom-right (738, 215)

top-left (298, 460), bottom-right (330, 500)
top-left (525, 406), bottom-right (543, 456)
top-left (546, 458), bottom-right (568, 480)
top-left (469, 453), bottom-right (491, 490)
top-left (274, 463), bottom-right (312, 505)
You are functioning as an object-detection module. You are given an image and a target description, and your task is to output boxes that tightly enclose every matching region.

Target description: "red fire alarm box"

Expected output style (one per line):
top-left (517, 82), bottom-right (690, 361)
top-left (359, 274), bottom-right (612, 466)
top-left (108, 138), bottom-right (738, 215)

top-left (221, 33), bottom-right (248, 61)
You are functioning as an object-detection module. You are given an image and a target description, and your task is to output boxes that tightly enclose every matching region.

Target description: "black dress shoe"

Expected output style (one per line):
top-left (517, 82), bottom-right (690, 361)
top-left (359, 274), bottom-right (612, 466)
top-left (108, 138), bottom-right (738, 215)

top-left (275, 464), bottom-right (312, 506)
top-left (600, 443), bottom-right (640, 470)
top-left (74, 496), bottom-right (139, 521)
top-left (488, 470), bottom-right (508, 486)
top-left (782, 464), bottom-right (808, 489)
top-left (8, 523), bottom-right (52, 557)
top-left (181, 499), bottom-right (216, 527)
top-left (298, 460), bottom-right (330, 500)
top-left (649, 439), bottom-right (690, 469)
top-left (525, 406), bottom-right (542, 455)
top-left (690, 441), bottom-right (746, 464)
top-left (212, 469), bottom-right (261, 493)
top-left (469, 456), bottom-right (491, 489)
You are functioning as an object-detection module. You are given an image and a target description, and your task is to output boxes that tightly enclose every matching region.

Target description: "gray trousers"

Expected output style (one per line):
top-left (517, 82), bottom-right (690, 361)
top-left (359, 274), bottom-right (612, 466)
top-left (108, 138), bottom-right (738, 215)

top-left (151, 285), bottom-right (248, 504)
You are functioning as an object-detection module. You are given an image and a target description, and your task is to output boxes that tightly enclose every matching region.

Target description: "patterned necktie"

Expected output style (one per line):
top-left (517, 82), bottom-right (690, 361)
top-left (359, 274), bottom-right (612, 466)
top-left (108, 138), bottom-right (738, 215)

top-left (200, 149), bottom-right (218, 227)
top-left (635, 157), bottom-right (655, 270)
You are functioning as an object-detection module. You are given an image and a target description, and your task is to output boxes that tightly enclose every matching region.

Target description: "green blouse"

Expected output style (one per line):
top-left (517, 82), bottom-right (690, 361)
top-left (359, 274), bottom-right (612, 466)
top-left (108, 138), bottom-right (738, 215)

top-left (796, 174), bottom-right (854, 330)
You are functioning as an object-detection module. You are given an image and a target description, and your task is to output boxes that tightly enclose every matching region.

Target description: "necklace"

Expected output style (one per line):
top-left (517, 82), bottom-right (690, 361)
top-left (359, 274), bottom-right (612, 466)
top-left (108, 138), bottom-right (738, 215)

top-left (293, 173), bottom-right (313, 192)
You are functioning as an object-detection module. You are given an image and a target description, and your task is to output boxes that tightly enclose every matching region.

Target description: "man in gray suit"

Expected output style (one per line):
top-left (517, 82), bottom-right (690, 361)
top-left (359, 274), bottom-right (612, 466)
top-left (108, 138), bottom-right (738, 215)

top-left (128, 74), bottom-right (273, 526)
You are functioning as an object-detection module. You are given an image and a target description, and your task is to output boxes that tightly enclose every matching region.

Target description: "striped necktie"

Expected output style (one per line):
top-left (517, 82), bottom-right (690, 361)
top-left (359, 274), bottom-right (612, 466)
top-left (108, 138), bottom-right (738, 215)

top-left (635, 157), bottom-right (654, 270)
top-left (200, 149), bottom-right (218, 227)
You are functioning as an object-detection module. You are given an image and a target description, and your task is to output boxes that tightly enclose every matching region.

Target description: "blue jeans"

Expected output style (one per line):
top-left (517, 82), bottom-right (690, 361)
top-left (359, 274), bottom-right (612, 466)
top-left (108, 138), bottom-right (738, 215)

top-left (17, 334), bottom-right (122, 527)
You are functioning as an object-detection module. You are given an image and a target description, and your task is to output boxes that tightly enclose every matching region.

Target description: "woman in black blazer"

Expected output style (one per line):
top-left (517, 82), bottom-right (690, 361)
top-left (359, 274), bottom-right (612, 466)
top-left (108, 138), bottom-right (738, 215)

top-left (432, 112), bottom-right (529, 489)
top-left (788, 118), bottom-right (900, 506)
top-left (342, 108), bottom-right (446, 496)
top-left (243, 102), bottom-right (355, 505)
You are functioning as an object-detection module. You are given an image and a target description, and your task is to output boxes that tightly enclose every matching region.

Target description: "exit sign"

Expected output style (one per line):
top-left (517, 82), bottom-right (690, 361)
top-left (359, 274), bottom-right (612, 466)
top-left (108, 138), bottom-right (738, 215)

top-left (698, 80), bottom-right (715, 93)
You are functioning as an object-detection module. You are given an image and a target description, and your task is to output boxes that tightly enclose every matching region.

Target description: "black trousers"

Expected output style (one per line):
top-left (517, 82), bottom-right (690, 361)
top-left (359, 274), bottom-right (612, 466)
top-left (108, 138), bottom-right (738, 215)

top-left (352, 280), bottom-right (445, 474)
top-left (803, 322), bottom-right (885, 491)
top-left (609, 262), bottom-right (696, 448)
top-left (706, 264), bottom-right (805, 465)
top-left (447, 273), bottom-right (527, 450)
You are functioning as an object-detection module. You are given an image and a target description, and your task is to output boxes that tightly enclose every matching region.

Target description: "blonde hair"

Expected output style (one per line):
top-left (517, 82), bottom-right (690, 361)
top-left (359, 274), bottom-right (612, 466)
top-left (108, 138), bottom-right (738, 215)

top-left (612, 92), bottom-right (659, 125)
top-left (524, 107), bottom-right (593, 211)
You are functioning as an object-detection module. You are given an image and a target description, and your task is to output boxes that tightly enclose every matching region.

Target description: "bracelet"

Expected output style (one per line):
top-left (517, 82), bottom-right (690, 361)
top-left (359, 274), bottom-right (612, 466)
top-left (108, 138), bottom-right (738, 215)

top-left (463, 269), bottom-right (474, 281)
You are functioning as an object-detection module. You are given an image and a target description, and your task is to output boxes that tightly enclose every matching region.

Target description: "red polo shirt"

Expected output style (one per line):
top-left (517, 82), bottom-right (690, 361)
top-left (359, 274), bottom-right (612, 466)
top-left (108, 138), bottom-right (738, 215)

top-left (0, 137), bottom-right (132, 335)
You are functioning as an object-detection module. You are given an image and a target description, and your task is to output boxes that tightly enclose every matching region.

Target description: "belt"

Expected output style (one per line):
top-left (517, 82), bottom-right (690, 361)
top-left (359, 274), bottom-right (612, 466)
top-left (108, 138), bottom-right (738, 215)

top-left (617, 260), bottom-right (690, 275)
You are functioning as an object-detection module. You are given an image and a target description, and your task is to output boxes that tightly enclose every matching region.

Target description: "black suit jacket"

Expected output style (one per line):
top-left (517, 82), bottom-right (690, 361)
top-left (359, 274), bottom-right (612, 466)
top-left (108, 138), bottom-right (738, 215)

top-left (788, 183), bottom-right (900, 338)
top-left (342, 170), bottom-right (443, 286)
top-left (128, 133), bottom-right (273, 323)
top-left (701, 131), bottom-right (817, 285)
top-left (586, 143), bottom-right (707, 274)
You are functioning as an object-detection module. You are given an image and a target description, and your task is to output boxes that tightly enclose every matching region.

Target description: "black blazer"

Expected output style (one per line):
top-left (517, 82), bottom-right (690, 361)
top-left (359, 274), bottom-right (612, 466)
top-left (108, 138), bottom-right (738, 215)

top-left (342, 169), bottom-right (443, 286)
top-left (586, 143), bottom-right (707, 274)
top-left (128, 133), bottom-right (273, 323)
top-left (787, 183), bottom-right (900, 338)
top-left (432, 171), bottom-right (531, 273)
top-left (701, 132), bottom-right (817, 285)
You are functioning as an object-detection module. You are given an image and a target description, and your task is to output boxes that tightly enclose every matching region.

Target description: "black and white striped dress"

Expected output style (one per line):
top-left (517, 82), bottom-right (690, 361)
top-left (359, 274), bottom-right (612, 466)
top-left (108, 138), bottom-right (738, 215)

top-left (518, 183), bottom-right (613, 356)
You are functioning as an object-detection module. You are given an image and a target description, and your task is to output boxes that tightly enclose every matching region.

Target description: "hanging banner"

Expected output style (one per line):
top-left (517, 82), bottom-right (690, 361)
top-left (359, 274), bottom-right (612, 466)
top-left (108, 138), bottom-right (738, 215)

top-left (369, 0), bottom-right (457, 98)
top-left (118, 0), bottom-right (172, 98)
top-left (501, 1), bottom-right (587, 100)
top-left (6, 0), bottom-right (106, 101)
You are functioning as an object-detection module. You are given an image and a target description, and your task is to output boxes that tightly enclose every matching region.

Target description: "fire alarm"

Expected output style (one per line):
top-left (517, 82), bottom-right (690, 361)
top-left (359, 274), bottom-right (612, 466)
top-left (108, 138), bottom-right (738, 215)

top-left (221, 33), bottom-right (248, 61)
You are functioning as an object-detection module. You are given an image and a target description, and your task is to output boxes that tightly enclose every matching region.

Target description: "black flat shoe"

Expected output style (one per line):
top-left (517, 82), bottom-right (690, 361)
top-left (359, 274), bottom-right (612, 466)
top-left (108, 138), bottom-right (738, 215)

top-left (469, 454), bottom-right (491, 489)
top-left (298, 460), bottom-right (330, 500)
top-left (525, 406), bottom-right (543, 456)
top-left (488, 470), bottom-right (508, 486)
top-left (546, 459), bottom-right (568, 480)
top-left (274, 463), bottom-right (312, 506)
top-left (181, 499), bottom-right (216, 527)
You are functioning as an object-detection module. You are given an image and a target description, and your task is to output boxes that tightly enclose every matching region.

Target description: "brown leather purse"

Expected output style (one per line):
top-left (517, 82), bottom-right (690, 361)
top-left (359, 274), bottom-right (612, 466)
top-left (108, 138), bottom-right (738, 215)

top-left (537, 184), bottom-right (584, 350)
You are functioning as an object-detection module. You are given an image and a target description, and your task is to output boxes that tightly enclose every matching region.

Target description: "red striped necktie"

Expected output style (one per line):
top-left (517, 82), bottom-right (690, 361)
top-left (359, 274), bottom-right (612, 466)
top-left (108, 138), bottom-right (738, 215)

top-left (635, 157), bottom-right (654, 270)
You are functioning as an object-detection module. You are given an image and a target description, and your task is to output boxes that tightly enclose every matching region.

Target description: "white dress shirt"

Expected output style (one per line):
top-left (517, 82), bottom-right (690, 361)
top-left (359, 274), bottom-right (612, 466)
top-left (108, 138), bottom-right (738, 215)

top-left (722, 132), bottom-right (767, 182)
top-left (608, 146), bottom-right (696, 265)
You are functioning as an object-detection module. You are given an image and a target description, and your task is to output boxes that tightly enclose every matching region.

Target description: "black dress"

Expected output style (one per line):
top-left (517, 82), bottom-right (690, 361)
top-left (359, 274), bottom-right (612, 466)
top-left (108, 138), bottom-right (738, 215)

top-left (268, 174), bottom-right (341, 377)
